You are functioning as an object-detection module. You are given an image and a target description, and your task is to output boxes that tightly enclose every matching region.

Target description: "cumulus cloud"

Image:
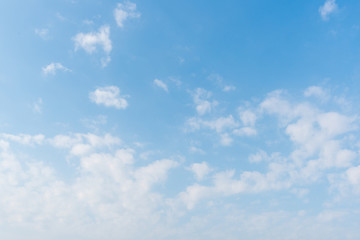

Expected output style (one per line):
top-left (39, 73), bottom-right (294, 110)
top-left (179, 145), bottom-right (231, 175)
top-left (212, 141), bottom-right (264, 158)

top-left (2, 85), bottom-right (360, 239)
top-left (73, 25), bottom-right (112, 66)
top-left (0, 132), bottom-right (179, 239)
top-left (319, 0), bottom-right (338, 21)
top-left (180, 86), bottom-right (360, 209)
top-left (153, 79), bottom-right (168, 92)
top-left (42, 62), bottom-right (71, 75)
top-left (114, 1), bottom-right (141, 28)
top-left (89, 86), bottom-right (128, 109)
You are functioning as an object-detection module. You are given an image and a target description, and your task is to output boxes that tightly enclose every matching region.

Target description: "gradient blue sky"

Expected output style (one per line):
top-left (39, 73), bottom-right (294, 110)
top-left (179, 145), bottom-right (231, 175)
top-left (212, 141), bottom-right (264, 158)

top-left (1, 0), bottom-right (360, 239)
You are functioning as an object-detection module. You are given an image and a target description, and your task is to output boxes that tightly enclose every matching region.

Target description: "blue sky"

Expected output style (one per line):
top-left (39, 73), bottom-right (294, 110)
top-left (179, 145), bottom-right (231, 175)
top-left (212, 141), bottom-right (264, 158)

top-left (1, 0), bottom-right (360, 239)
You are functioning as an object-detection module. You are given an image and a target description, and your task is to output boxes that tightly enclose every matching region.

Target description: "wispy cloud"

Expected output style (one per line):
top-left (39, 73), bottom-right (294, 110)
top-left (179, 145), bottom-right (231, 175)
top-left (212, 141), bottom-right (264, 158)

top-left (35, 28), bottom-right (49, 40)
top-left (114, 1), bottom-right (141, 28)
top-left (42, 62), bottom-right (71, 75)
top-left (319, 0), bottom-right (338, 21)
top-left (89, 86), bottom-right (128, 109)
top-left (153, 79), bottom-right (168, 92)
top-left (33, 98), bottom-right (43, 114)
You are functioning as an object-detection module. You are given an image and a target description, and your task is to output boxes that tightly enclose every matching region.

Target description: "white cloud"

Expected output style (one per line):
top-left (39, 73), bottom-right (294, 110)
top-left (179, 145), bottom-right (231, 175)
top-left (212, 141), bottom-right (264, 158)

top-left (42, 62), bottom-right (71, 75)
top-left (220, 133), bottom-right (233, 146)
top-left (346, 165), bottom-right (360, 185)
top-left (114, 1), bottom-right (141, 28)
top-left (304, 86), bottom-right (329, 101)
top-left (319, 0), bottom-right (338, 21)
top-left (233, 127), bottom-right (257, 136)
top-left (33, 98), bottom-right (43, 114)
top-left (223, 85), bottom-right (236, 92)
top-left (187, 115), bottom-right (238, 133)
top-left (0, 132), bottom-right (179, 239)
top-left (89, 86), bottom-right (128, 110)
top-left (189, 146), bottom-right (205, 154)
top-left (193, 88), bottom-right (218, 115)
top-left (35, 28), bottom-right (49, 40)
top-left (101, 56), bottom-right (111, 68)
top-left (73, 25), bottom-right (112, 66)
top-left (1, 133), bottom-right (45, 145)
top-left (153, 79), bottom-right (168, 92)
top-left (189, 162), bottom-right (211, 181)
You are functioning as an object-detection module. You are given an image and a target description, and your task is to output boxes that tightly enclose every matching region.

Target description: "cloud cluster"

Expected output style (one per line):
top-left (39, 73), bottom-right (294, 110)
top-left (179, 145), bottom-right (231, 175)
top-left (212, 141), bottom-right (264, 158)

top-left (187, 88), bottom-right (257, 146)
top-left (0, 133), bottom-right (178, 239)
top-left (181, 86), bottom-right (359, 209)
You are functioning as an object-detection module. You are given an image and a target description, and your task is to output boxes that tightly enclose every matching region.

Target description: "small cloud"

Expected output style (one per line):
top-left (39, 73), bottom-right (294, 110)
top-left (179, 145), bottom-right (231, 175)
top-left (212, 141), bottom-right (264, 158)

top-left (73, 25), bottom-right (112, 67)
top-left (101, 56), bottom-right (111, 68)
top-left (169, 76), bottom-right (182, 86)
top-left (193, 88), bottom-right (218, 115)
top-left (81, 115), bottom-right (107, 130)
top-left (223, 85), bottom-right (236, 92)
top-left (178, 57), bottom-right (185, 64)
top-left (42, 62), bottom-right (71, 75)
top-left (73, 25), bottom-right (112, 54)
top-left (33, 98), bottom-right (43, 114)
top-left (208, 73), bottom-right (236, 92)
top-left (56, 12), bottom-right (66, 21)
top-left (89, 86), bottom-right (128, 109)
top-left (304, 86), bottom-right (329, 102)
top-left (153, 79), bottom-right (168, 92)
top-left (114, 1), bottom-right (141, 28)
top-left (189, 146), bottom-right (205, 154)
top-left (83, 19), bottom-right (94, 25)
top-left (35, 28), bottom-right (49, 40)
top-left (319, 0), bottom-right (338, 21)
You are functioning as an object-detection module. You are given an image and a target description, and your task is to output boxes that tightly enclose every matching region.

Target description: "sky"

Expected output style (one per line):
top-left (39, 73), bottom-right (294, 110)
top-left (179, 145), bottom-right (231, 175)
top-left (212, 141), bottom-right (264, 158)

top-left (1, 0), bottom-right (360, 239)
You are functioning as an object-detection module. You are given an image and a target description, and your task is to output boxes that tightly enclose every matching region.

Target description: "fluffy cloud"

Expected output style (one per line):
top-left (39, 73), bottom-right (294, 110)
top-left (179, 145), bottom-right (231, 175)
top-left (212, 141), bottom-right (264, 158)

top-left (73, 25), bottom-right (112, 66)
top-left (114, 1), bottom-right (141, 28)
top-left (153, 79), bottom-right (168, 92)
top-left (319, 0), bottom-right (338, 21)
top-left (42, 62), bottom-right (71, 75)
top-left (73, 25), bottom-right (112, 54)
top-left (89, 86), bottom-right (128, 109)
top-left (180, 87), bottom-right (359, 209)
top-left (2, 85), bottom-right (360, 239)
top-left (0, 132), bottom-right (179, 239)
